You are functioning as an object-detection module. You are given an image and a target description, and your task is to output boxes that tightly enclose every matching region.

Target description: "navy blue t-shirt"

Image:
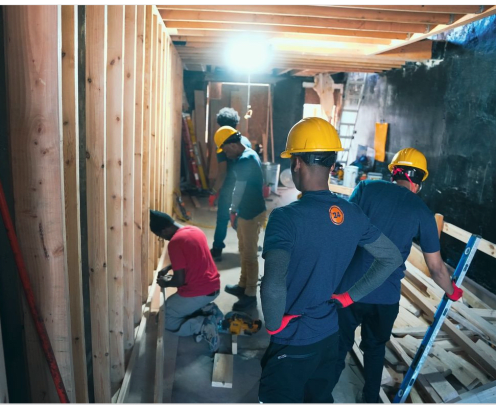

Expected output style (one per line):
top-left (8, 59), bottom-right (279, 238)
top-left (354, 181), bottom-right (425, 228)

top-left (217, 135), bottom-right (251, 185)
top-left (262, 190), bottom-right (382, 346)
top-left (337, 180), bottom-right (440, 305)
top-left (232, 147), bottom-right (266, 220)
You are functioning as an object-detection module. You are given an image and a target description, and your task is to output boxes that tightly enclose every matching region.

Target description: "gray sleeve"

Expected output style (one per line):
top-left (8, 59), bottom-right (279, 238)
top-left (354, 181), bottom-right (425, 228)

top-left (348, 233), bottom-right (403, 301)
top-left (261, 249), bottom-right (290, 331)
top-left (230, 180), bottom-right (247, 212)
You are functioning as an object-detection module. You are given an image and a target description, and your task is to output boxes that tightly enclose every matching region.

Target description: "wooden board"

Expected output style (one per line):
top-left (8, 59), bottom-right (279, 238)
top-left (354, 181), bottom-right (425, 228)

top-left (85, 5), bottom-right (111, 402)
top-left (5, 5), bottom-right (82, 402)
top-left (328, 183), bottom-right (353, 196)
top-left (154, 288), bottom-right (166, 403)
top-left (442, 222), bottom-right (496, 259)
top-left (212, 354), bottom-right (233, 388)
top-left (106, 5), bottom-right (125, 386)
top-left (448, 380), bottom-right (496, 403)
top-left (61, 5), bottom-right (89, 403)
top-left (123, 4), bottom-right (137, 353)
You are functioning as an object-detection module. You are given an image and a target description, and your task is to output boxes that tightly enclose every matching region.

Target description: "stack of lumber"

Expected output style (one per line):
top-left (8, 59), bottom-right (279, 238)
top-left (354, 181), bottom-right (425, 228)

top-left (357, 251), bottom-right (496, 403)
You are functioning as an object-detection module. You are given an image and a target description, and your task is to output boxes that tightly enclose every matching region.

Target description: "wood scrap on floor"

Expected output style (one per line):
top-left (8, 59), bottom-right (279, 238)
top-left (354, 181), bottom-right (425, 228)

top-left (212, 354), bottom-right (233, 388)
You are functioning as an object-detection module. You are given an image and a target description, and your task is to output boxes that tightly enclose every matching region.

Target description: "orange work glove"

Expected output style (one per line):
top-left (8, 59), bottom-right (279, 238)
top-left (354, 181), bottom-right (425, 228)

top-left (266, 314), bottom-right (301, 335)
top-left (446, 281), bottom-right (463, 301)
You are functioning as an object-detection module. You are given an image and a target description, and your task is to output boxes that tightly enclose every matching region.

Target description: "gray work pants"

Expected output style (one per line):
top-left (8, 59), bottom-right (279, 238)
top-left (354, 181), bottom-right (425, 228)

top-left (165, 292), bottom-right (219, 336)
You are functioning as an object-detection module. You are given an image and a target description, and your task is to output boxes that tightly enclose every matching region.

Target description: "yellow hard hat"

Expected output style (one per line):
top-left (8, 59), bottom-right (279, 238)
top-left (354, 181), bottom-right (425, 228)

top-left (215, 126), bottom-right (238, 153)
top-left (388, 147), bottom-right (429, 181)
top-left (281, 117), bottom-right (343, 158)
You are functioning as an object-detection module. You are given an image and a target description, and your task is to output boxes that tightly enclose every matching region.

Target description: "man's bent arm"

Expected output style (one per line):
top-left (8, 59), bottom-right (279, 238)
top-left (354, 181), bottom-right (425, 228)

top-left (423, 251), bottom-right (454, 295)
top-left (348, 233), bottom-right (403, 301)
top-left (261, 249), bottom-right (290, 331)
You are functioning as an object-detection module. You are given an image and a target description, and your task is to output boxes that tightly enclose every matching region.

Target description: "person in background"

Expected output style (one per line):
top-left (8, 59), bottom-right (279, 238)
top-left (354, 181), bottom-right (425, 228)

top-left (209, 108), bottom-right (252, 262)
top-left (258, 117), bottom-right (402, 403)
top-left (214, 126), bottom-right (266, 311)
top-left (330, 148), bottom-right (463, 403)
top-left (150, 209), bottom-right (223, 352)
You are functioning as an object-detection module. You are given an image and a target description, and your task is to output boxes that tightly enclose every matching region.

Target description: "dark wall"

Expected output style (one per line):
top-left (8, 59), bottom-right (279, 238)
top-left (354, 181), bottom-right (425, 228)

top-left (272, 77), bottom-right (306, 172)
top-left (352, 16), bottom-right (496, 293)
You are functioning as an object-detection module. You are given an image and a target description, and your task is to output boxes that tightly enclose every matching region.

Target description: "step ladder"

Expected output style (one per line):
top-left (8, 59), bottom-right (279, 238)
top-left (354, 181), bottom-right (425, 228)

top-left (393, 234), bottom-right (481, 403)
top-left (337, 72), bottom-right (367, 165)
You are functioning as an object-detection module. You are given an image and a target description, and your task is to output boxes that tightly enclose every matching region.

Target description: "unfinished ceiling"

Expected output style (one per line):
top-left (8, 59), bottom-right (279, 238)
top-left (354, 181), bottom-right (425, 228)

top-left (158, 5), bottom-right (496, 77)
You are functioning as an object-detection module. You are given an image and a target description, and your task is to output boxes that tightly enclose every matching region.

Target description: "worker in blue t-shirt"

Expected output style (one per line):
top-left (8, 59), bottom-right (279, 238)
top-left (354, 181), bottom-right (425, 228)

top-left (331, 148), bottom-right (464, 403)
top-left (209, 108), bottom-right (251, 262)
top-left (214, 125), bottom-right (266, 311)
top-left (258, 117), bottom-right (403, 403)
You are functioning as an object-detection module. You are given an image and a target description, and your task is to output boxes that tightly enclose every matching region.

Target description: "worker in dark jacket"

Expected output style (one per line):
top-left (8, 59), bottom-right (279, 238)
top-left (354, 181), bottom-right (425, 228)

top-left (214, 126), bottom-right (266, 311)
top-left (258, 117), bottom-right (403, 403)
top-left (331, 148), bottom-right (463, 403)
top-left (150, 210), bottom-right (223, 352)
top-left (209, 108), bottom-right (251, 262)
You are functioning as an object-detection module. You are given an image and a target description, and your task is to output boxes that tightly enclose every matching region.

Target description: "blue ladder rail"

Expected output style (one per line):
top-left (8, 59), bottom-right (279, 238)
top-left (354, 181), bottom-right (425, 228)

top-left (393, 234), bottom-right (481, 403)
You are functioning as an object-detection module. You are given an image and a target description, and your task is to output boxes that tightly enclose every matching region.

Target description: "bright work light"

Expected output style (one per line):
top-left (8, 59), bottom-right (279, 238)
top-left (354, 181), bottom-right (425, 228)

top-left (225, 36), bottom-right (271, 74)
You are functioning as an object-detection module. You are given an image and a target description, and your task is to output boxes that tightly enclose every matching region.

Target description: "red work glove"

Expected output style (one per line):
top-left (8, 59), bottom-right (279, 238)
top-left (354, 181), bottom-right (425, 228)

top-left (230, 212), bottom-right (238, 230)
top-left (209, 191), bottom-right (219, 207)
top-left (446, 281), bottom-right (463, 301)
top-left (266, 314), bottom-right (301, 335)
top-left (330, 292), bottom-right (354, 308)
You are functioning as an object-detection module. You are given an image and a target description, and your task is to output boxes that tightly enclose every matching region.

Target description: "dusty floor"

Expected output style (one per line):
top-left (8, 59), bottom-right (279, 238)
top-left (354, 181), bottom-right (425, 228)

top-left (126, 186), bottom-right (365, 403)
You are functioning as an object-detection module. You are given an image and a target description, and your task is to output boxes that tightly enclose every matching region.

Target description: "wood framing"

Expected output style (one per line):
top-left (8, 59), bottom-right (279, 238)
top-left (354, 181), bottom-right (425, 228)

top-left (134, 4), bottom-right (146, 324)
top-left (85, 5), bottom-right (111, 402)
top-left (123, 5), bottom-right (137, 351)
top-left (4, 5), bottom-right (76, 403)
top-left (106, 5), bottom-right (125, 387)
top-left (61, 5), bottom-right (89, 403)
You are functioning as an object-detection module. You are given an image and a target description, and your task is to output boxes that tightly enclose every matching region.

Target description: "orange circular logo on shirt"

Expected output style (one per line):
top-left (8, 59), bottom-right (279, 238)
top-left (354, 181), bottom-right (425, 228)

top-left (329, 205), bottom-right (344, 225)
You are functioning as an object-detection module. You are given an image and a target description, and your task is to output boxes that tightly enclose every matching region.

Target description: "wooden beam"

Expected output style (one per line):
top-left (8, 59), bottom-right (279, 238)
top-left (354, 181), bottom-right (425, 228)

top-left (337, 5), bottom-right (490, 14)
top-left (85, 5), bottom-right (111, 402)
top-left (154, 288), bottom-right (165, 403)
top-left (377, 39), bottom-right (433, 60)
top-left (123, 5), bottom-right (137, 352)
top-left (106, 5), bottom-right (125, 387)
top-left (141, 5), bottom-right (154, 303)
top-left (161, 10), bottom-right (429, 33)
top-left (172, 46), bottom-right (184, 206)
top-left (212, 354), bottom-right (234, 388)
top-left (134, 5), bottom-right (146, 325)
top-left (373, 6), bottom-right (496, 56)
top-left (163, 20), bottom-right (410, 40)
top-left (61, 5), bottom-right (89, 403)
top-left (442, 222), bottom-right (496, 259)
top-left (4, 5), bottom-right (76, 402)
top-left (158, 5), bottom-right (459, 25)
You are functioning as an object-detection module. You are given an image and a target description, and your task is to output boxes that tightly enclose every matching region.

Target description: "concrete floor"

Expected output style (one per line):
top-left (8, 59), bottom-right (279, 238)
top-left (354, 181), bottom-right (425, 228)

top-left (126, 186), bottom-right (365, 403)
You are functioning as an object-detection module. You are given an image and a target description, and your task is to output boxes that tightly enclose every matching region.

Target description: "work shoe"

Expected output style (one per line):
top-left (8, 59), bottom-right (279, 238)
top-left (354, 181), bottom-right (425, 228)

top-left (224, 284), bottom-right (245, 297)
top-left (210, 247), bottom-right (223, 262)
top-left (232, 295), bottom-right (257, 311)
top-left (200, 315), bottom-right (219, 352)
top-left (201, 302), bottom-right (224, 325)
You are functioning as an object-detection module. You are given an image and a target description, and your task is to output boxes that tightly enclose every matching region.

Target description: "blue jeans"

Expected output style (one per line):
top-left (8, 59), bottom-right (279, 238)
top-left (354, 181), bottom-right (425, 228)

top-left (212, 177), bottom-right (235, 249)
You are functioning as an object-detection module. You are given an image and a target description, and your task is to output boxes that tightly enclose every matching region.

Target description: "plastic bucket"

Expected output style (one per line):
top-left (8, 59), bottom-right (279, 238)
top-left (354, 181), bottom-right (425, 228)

top-left (262, 162), bottom-right (281, 194)
top-left (343, 165), bottom-right (359, 188)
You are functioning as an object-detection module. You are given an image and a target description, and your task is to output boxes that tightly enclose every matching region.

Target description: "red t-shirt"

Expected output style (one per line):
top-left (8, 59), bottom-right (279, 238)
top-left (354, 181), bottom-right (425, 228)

top-left (168, 226), bottom-right (220, 297)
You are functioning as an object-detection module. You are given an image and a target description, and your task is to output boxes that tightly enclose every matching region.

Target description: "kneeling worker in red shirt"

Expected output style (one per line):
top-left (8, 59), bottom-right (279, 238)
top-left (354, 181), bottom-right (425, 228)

top-left (150, 210), bottom-right (223, 352)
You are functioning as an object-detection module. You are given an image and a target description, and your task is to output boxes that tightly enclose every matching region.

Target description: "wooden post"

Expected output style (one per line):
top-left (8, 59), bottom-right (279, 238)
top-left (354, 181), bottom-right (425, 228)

top-left (148, 14), bottom-right (158, 278)
top-left (435, 213), bottom-right (444, 238)
top-left (133, 5), bottom-right (146, 325)
top-left (172, 48), bottom-right (184, 203)
top-left (123, 5), bottom-right (137, 352)
top-left (4, 5), bottom-right (76, 402)
top-left (61, 5), bottom-right (89, 402)
top-left (141, 5), bottom-right (153, 303)
top-left (106, 5), bottom-right (125, 386)
top-left (85, 5), bottom-right (111, 402)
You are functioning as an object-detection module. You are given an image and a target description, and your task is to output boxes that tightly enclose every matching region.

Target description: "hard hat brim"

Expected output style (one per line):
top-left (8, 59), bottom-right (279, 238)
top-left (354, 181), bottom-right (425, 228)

top-left (280, 147), bottom-right (344, 158)
top-left (217, 146), bottom-right (223, 153)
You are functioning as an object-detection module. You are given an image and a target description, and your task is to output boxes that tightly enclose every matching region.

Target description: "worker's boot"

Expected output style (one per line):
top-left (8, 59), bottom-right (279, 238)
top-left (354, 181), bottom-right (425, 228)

top-left (232, 295), bottom-right (257, 311)
top-left (210, 247), bottom-right (223, 262)
top-left (200, 315), bottom-right (219, 352)
top-left (224, 284), bottom-right (245, 297)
